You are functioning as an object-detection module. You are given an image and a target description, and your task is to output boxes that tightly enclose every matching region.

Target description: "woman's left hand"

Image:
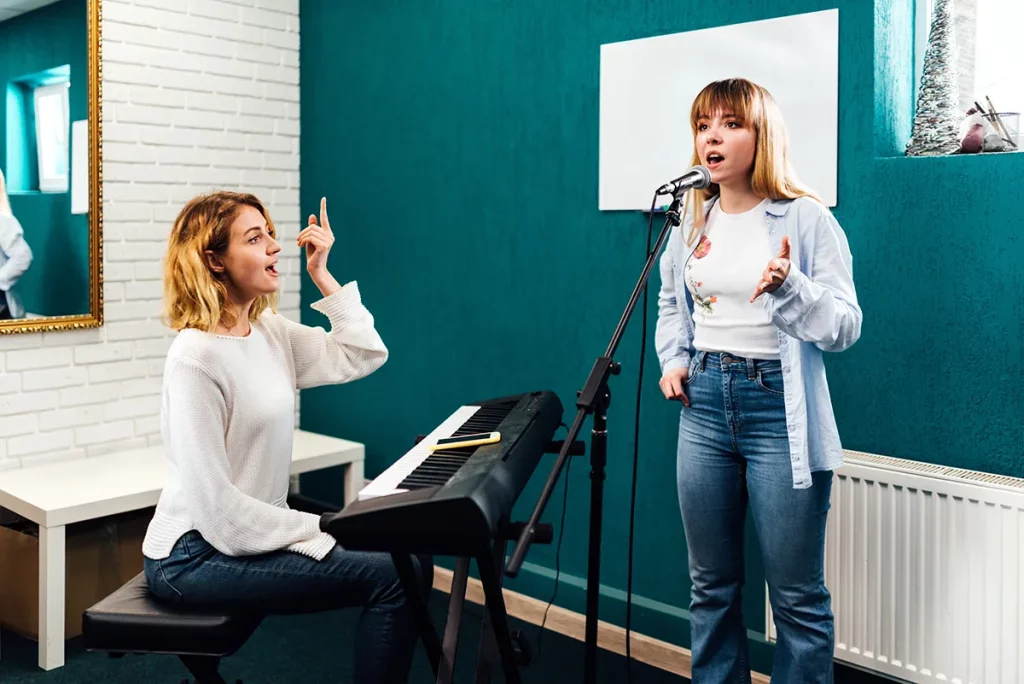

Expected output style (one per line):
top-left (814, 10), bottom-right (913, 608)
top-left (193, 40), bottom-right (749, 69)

top-left (750, 236), bottom-right (791, 302)
top-left (298, 197), bottom-right (335, 275)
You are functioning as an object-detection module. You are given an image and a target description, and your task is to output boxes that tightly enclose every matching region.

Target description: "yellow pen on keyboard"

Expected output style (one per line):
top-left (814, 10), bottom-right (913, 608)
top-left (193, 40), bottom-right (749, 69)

top-left (428, 431), bottom-right (501, 451)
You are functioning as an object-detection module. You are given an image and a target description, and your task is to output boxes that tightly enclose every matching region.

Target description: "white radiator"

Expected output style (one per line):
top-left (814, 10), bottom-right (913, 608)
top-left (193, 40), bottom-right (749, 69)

top-left (766, 450), bottom-right (1024, 684)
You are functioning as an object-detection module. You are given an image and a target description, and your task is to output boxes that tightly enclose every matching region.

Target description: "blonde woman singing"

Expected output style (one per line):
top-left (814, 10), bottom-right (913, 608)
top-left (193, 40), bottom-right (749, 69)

top-left (655, 78), bottom-right (861, 684)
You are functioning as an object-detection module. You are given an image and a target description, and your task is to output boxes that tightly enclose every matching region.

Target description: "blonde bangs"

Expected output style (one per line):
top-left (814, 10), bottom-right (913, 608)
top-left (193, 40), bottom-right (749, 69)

top-left (689, 80), bottom-right (759, 135)
top-left (161, 191), bottom-right (278, 333)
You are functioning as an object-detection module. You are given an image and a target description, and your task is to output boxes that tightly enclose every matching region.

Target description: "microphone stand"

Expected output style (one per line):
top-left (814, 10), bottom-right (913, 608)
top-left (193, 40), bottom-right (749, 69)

top-left (505, 190), bottom-right (687, 684)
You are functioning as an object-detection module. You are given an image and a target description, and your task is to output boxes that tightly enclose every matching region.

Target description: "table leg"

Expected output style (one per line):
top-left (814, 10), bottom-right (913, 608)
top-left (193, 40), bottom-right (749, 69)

top-left (38, 524), bottom-right (65, 670)
top-left (343, 459), bottom-right (364, 507)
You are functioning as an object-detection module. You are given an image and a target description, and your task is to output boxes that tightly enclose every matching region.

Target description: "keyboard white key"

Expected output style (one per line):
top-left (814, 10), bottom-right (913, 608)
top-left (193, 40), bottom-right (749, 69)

top-left (357, 405), bottom-right (481, 500)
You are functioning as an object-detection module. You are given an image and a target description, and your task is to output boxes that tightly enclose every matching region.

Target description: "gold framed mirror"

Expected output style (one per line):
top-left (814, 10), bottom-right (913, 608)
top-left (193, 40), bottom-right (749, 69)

top-left (0, 0), bottom-right (102, 335)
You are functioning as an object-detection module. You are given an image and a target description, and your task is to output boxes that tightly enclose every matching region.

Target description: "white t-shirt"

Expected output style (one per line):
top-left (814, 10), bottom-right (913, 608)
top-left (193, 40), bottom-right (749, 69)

top-left (684, 200), bottom-right (781, 360)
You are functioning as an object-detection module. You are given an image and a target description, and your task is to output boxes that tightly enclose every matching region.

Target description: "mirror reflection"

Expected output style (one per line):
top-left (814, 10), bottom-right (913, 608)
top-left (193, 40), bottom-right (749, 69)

top-left (0, 0), bottom-right (94, 325)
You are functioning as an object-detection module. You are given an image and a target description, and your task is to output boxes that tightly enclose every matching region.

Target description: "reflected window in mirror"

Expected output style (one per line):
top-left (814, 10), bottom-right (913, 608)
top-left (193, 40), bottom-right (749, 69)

top-left (6, 66), bottom-right (71, 194)
top-left (35, 79), bottom-right (72, 193)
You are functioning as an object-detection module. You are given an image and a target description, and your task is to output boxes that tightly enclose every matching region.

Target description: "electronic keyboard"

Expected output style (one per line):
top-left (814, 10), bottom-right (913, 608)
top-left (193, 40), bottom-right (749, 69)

top-left (319, 390), bottom-right (563, 556)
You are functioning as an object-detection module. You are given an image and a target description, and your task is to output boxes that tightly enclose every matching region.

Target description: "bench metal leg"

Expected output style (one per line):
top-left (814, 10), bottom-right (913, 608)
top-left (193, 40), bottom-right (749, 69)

top-left (39, 524), bottom-right (66, 670)
top-left (343, 459), bottom-right (364, 507)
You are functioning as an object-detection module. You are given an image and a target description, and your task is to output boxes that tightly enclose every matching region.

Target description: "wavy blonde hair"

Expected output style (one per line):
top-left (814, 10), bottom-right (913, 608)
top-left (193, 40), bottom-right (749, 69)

top-left (682, 78), bottom-right (819, 245)
top-left (163, 191), bottom-right (278, 332)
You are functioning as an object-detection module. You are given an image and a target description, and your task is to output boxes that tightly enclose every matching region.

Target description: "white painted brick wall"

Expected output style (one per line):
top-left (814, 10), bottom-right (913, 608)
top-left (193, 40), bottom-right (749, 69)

top-left (0, 0), bottom-right (301, 471)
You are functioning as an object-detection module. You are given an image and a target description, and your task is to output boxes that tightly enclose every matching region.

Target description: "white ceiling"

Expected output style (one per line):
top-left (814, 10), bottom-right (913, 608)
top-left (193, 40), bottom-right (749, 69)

top-left (0, 0), bottom-right (61, 23)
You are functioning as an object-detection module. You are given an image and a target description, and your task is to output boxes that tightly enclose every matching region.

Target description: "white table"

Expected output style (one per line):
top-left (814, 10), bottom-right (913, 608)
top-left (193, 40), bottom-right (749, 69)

top-left (0, 429), bottom-right (364, 671)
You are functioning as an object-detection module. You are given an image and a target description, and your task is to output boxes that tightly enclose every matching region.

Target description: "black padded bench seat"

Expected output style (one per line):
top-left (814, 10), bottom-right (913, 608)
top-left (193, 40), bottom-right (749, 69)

top-left (82, 572), bottom-right (262, 684)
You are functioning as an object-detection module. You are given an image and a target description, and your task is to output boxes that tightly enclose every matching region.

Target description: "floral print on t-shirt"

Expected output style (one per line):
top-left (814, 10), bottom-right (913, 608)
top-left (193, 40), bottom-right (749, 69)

top-left (687, 235), bottom-right (717, 314)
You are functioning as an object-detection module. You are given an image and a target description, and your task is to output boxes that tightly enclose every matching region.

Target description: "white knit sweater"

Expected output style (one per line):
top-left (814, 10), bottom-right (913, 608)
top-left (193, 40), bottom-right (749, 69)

top-left (141, 283), bottom-right (388, 562)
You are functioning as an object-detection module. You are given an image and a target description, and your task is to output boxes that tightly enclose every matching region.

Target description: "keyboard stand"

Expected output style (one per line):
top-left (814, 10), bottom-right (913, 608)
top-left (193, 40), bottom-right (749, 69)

top-left (391, 552), bottom-right (444, 676)
top-left (470, 535), bottom-right (521, 684)
top-left (394, 520), bottom-right (551, 684)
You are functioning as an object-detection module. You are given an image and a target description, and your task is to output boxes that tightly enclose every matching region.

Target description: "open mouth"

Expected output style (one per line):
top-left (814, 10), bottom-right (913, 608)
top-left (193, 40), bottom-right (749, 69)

top-left (706, 152), bottom-right (725, 167)
top-left (266, 263), bottom-right (278, 276)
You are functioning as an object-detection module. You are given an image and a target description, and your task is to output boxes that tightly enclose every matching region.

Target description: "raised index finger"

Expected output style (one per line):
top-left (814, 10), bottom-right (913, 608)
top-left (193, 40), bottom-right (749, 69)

top-left (320, 197), bottom-right (331, 233)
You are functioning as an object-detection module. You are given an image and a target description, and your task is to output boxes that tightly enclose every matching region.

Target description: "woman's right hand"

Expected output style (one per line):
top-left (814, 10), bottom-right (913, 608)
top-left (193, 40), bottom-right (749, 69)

top-left (659, 367), bottom-right (690, 406)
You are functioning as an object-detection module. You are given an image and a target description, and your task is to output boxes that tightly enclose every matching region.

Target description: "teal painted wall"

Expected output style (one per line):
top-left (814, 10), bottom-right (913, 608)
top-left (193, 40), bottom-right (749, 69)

top-left (298, 0), bottom-right (1024, 671)
top-left (875, 0), bottom-right (915, 155)
top-left (0, 0), bottom-right (89, 317)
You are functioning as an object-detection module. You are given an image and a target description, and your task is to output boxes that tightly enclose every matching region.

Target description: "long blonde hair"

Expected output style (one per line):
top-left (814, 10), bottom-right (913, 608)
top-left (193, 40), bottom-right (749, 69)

top-left (682, 78), bottom-right (819, 245)
top-left (163, 191), bottom-right (278, 332)
top-left (0, 168), bottom-right (12, 216)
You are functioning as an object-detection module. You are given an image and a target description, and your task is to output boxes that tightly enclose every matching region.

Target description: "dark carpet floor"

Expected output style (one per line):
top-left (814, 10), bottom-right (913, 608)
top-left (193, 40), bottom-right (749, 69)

top-left (0, 591), bottom-right (683, 684)
top-left (0, 591), bottom-right (887, 683)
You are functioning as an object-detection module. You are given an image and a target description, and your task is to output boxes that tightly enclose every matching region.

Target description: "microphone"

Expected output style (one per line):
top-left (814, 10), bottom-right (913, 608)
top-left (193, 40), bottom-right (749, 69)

top-left (656, 165), bottom-right (712, 195)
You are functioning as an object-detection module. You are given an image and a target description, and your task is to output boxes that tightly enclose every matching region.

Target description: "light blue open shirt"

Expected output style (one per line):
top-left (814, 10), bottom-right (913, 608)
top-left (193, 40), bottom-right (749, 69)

top-left (655, 195), bottom-right (862, 488)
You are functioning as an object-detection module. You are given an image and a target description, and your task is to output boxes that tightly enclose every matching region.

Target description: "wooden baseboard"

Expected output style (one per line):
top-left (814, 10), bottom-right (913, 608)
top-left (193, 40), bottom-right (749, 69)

top-left (431, 566), bottom-right (770, 683)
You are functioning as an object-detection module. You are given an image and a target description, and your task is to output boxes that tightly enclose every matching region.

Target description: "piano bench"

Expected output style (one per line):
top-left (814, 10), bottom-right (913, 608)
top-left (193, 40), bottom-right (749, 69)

top-left (82, 572), bottom-right (263, 684)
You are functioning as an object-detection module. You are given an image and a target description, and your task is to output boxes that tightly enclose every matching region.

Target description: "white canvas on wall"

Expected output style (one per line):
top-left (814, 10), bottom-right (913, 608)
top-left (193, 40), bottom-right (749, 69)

top-left (599, 9), bottom-right (839, 211)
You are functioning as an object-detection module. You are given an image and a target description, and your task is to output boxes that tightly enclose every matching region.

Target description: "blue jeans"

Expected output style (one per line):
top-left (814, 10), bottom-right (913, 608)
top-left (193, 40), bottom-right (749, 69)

top-left (144, 531), bottom-right (432, 684)
top-left (678, 351), bottom-right (834, 684)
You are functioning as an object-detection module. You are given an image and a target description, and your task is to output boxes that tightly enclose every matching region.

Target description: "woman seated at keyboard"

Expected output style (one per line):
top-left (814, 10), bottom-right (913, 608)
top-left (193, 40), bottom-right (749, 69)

top-left (142, 190), bottom-right (430, 684)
